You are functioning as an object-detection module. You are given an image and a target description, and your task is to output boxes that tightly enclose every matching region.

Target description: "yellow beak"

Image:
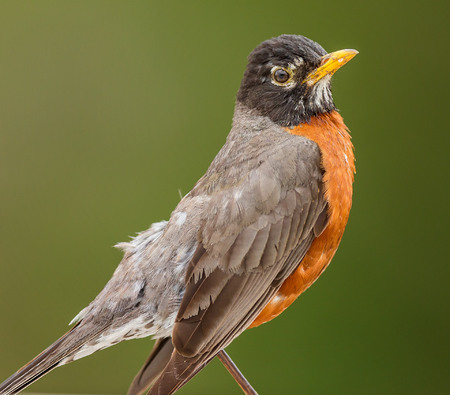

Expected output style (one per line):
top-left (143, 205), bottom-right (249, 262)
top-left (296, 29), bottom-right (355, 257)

top-left (303, 49), bottom-right (358, 86)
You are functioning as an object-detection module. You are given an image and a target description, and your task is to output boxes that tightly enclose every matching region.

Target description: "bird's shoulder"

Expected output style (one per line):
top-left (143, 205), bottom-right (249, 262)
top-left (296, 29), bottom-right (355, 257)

top-left (192, 117), bottom-right (322, 197)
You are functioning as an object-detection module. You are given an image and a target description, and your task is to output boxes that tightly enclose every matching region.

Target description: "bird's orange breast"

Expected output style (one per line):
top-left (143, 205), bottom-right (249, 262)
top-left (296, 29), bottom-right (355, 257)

top-left (250, 111), bottom-right (355, 328)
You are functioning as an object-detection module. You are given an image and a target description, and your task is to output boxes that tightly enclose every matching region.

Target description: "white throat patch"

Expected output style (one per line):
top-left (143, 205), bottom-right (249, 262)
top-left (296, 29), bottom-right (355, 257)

top-left (309, 75), bottom-right (332, 110)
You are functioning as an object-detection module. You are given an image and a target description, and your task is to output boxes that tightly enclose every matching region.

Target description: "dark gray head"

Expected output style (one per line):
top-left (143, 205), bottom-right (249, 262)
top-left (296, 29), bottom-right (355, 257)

top-left (237, 35), bottom-right (355, 127)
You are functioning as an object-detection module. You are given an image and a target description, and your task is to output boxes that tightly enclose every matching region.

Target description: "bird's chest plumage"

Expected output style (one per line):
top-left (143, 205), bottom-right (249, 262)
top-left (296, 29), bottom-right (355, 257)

top-left (251, 111), bottom-right (355, 327)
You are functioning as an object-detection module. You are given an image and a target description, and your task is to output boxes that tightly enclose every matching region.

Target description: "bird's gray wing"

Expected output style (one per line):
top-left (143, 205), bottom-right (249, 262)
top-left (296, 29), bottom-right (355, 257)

top-left (149, 135), bottom-right (328, 394)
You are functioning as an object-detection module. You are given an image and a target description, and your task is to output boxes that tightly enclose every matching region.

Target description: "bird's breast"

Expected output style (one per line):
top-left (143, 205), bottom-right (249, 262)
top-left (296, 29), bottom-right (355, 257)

top-left (250, 111), bottom-right (355, 327)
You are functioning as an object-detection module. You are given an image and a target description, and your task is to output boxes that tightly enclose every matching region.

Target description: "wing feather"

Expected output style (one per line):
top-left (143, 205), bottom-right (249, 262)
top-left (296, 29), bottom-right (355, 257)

top-left (149, 132), bottom-right (327, 394)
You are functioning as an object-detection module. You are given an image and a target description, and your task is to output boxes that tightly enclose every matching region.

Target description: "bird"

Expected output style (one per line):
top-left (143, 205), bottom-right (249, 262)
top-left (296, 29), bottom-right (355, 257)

top-left (0, 34), bottom-right (357, 395)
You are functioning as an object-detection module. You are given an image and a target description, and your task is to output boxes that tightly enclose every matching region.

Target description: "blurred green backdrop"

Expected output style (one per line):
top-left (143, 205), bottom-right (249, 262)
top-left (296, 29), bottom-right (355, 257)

top-left (0, 1), bottom-right (448, 394)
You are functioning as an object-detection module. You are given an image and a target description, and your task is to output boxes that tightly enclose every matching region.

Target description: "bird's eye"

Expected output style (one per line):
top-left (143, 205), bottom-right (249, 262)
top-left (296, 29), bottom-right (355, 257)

top-left (271, 67), bottom-right (293, 86)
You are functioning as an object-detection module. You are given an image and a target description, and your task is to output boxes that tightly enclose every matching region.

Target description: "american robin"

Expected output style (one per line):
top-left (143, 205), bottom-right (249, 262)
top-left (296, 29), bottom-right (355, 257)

top-left (0, 34), bottom-right (357, 395)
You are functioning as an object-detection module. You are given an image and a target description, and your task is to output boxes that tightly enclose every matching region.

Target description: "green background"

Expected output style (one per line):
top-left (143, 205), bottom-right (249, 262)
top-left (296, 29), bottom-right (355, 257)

top-left (0, 1), bottom-right (448, 394)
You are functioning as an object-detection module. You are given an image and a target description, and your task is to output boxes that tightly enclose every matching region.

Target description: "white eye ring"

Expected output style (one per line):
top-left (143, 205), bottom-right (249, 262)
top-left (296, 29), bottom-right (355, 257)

top-left (271, 66), bottom-right (295, 87)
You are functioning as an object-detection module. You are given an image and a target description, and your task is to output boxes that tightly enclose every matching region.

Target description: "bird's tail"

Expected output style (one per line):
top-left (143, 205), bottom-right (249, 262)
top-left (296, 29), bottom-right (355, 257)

top-left (127, 337), bottom-right (174, 395)
top-left (128, 338), bottom-right (209, 395)
top-left (147, 351), bottom-right (212, 395)
top-left (0, 322), bottom-right (105, 394)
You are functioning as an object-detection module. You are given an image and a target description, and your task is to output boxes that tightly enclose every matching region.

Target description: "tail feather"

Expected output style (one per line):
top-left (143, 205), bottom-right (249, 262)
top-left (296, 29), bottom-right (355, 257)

top-left (147, 351), bottom-right (212, 395)
top-left (127, 337), bottom-right (174, 395)
top-left (0, 322), bottom-right (106, 394)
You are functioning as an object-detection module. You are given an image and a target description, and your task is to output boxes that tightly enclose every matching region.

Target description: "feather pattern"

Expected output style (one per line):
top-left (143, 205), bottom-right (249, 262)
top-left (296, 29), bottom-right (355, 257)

top-left (148, 104), bottom-right (327, 394)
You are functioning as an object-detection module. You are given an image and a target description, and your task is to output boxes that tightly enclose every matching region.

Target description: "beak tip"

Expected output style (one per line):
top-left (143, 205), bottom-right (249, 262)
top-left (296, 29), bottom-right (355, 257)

top-left (341, 49), bottom-right (359, 59)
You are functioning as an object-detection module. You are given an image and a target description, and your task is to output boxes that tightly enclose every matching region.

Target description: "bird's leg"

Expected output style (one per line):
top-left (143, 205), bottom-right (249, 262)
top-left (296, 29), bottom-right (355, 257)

top-left (217, 350), bottom-right (258, 395)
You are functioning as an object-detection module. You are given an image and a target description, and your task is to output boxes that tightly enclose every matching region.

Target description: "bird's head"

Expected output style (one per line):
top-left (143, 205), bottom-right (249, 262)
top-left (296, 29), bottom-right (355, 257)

top-left (237, 34), bottom-right (358, 127)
